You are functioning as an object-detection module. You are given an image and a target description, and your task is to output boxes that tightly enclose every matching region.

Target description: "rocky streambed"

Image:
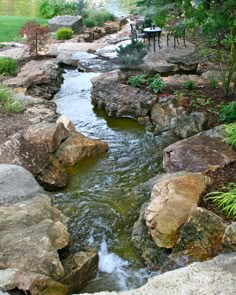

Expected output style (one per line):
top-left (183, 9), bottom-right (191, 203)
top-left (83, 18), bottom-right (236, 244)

top-left (0, 19), bottom-right (236, 295)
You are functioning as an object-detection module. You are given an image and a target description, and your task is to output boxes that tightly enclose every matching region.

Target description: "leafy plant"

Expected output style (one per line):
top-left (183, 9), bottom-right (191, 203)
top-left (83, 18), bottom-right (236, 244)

top-left (128, 75), bottom-right (147, 87)
top-left (146, 74), bottom-right (166, 93)
top-left (83, 18), bottom-right (96, 28)
top-left (206, 182), bottom-right (236, 220)
top-left (39, 0), bottom-right (79, 19)
top-left (209, 77), bottom-right (218, 88)
top-left (55, 27), bottom-right (74, 40)
top-left (0, 57), bottom-right (17, 76)
top-left (116, 39), bottom-right (147, 65)
top-left (224, 123), bottom-right (236, 149)
top-left (0, 84), bottom-right (24, 113)
top-left (19, 21), bottom-right (50, 55)
top-left (218, 101), bottom-right (236, 123)
top-left (184, 80), bottom-right (195, 90)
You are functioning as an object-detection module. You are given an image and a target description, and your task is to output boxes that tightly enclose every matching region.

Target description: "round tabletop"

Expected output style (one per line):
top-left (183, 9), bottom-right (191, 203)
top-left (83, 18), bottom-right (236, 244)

top-left (143, 27), bottom-right (161, 33)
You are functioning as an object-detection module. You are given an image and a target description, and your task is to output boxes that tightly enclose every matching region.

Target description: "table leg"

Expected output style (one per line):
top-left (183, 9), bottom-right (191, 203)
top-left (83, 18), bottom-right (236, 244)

top-left (153, 35), bottom-right (156, 52)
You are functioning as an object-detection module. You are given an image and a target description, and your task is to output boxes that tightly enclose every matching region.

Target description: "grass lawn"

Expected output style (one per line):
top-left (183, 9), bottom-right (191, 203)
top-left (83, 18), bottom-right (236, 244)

top-left (0, 16), bottom-right (47, 42)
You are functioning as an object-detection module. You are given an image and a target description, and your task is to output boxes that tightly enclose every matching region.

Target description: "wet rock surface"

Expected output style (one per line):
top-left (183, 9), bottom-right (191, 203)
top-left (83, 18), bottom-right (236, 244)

top-left (163, 135), bottom-right (236, 173)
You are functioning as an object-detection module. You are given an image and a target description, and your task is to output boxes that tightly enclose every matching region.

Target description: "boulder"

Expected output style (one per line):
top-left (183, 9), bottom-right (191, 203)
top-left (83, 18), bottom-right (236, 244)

top-left (223, 223), bottom-right (236, 251)
top-left (0, 164), bottom-right (43, 204)
top-left (145, 172), bottom-right (211, 248)
top-left (169, 207), bottom-right (226, 265)
top-left (36, 154), bottom-right (68, 190)
top-left (77, 253), bottom-right (236, 295)
top-left (150, 96), bottom-right (185, 128)
top-left (91, 71), bottom-right (157, 119)
top-left (174, 112), bottom-right (210, 138)
top-left (0, 196), bottom-right (70, 280)
top-left (5, 59), bottom-right (64, 100)
top-left (24, 122), bottom-right (69, 153)
top-left (0, 132), bottom-right (50, 176)
top-left (61, 249), bottom-right (99, 293)
top-left (0, 269), bottom-right (17, 292)
top-left (48, 15), bottom-right (83, 33)
top-left (163, 135), bottom-right (236, 173)
top-left (55, 131), bottom-right (109, 166)
top-left (56, 115), bottom-right (76, 132)
top-left (14, 270), bottom-right (68, 295)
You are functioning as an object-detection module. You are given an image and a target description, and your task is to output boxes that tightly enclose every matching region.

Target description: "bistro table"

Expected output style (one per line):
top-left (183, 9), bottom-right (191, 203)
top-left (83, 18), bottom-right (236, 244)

top-left (143, 27), bottom-right (162, 52)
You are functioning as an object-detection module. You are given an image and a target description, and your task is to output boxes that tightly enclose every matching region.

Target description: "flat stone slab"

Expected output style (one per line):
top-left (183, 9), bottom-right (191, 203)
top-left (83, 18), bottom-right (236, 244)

top-left (48, 15), bottom-right (83, 33)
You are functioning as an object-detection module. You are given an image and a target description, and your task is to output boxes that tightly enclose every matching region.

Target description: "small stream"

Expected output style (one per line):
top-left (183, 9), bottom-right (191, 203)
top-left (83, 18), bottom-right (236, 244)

top-left (53, 70), bottom-right (177, 293)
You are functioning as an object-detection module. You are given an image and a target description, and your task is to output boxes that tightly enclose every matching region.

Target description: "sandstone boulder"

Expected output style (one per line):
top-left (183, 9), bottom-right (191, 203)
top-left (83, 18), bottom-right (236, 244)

top-left (5, 59), bottom-right (64, 100)
top-left (0, 133), bottom-right (50, 176)
top-left (91, 71), bottom-right (157, 119)
top-left (163, 135), bottom-right (236, 173)
top-left (56, 131), bottom-right (109, 166)
top-left (150, 95), bottom-right (185, 128)
top-left (145, 172), bottom-right (211, 248)
top-left (76, 253), bottom-right (236, 295)
top-left (168, 207), bottom-right (226, 265)
top-left (24, 122), bottom-right (69, 153)
top-left (56, 115), bottom-right (76, 132)
top-left (61, 249), bottom-right (99, 293)
top-left (48, 15), bottom-right (83, 33)
top-left (0, 164), bottom-right (43, 204)
top-left (223, 223), bottom-right (236, 251)
top-left (0, 196), bottom-right (70, 280)
top-left (174, 112), bottom-right (210, 138)
top-left (14, 270), bottom-right (68, 295)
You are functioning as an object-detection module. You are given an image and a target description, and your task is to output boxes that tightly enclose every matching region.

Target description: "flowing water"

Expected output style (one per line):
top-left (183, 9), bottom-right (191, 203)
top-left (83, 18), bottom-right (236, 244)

top-left (53, 70), bottom-right (177, 293)
top-left (0, 0), bottom-right (134, 17)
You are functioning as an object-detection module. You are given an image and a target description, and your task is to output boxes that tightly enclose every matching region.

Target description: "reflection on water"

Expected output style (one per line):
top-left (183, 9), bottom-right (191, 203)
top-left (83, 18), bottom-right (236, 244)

top-left (53, 70), bottom-right (176, 292)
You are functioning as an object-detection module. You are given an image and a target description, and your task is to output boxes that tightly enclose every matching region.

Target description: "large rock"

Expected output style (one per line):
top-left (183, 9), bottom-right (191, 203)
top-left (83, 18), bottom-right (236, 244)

top-left (36, 154), bottom-right (68, 190)
top-left (0, 164), bottom-right (43, 204)
top-left (61, 249), bottom-right (99, 293)
top-left (0, 132), bottom-right (49, 176)
top-left (0, 269), bottom-right (17, 292)
top-left (91, 71), bottom-right (157, 119)
top-left (150, 96), bottom-right (185, 128)
top-left (55, 131), bottom-right (109, 166)
top-left (24, 122), bottom-right (69, 153)
top-left (14, 270), bottom-right (68, 295)
top-left (163, 135), bottom-right (236, 173)
top-left (77, 253), bottom-right (236, 295)
top-left (223, 223), bottom-right (236, 251)
top-left (168, 207), bottom-right (226, 265)
top-left (5, 59), bottom-right (64, 100)
top-left (0, 196), bottom-right (70, 280)
top-left (48, 15), bottom-right (83, 33)
top-left (145, 172), bottom-right (211, 248)
top-left (174, 112), bottom-right (210, 139)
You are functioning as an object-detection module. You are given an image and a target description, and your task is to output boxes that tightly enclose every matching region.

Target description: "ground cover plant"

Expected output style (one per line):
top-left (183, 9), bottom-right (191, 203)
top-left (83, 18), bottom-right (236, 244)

top-left (0, 57), bottom-right (17, 76)
top-left (0, 84), bottom-right (24, 113)
top-left (0, 16), bottom-right (47, 42)
top-left (128, 74), bottom-right (166, 94)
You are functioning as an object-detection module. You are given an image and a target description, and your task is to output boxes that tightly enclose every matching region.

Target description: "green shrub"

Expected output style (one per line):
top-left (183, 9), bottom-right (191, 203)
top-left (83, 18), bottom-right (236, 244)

top-left (55, 27), bottom-right (74, 40)
top-left (128, 75), bottom-right (147, 87)
top-left (82, 9), bottom-right (115, 28)
top-left (83, 18), bottom-right (96, 28)
top-left (39, 0), bottom-right (78, 19)
top-left (206, 183), bottom-right (236, 220)
top-left (218, 101), bottom-right (236, 123)
top-left (184, 80), bottom-right (195, 90)
top-left (0, 84), bottom-right (24, 113)
top-left (209, 77), bottom-right (218, 88)
top-left (0, 57), bottom-right (17, 76)
top-left (0, 44), bottom-right (5, 49)
top-left (116, 39), bottom-right (147, 65)
top-left (146, 74), bottom-right (166, 94)
top-left (224, 123), bottom-right (236, 149)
